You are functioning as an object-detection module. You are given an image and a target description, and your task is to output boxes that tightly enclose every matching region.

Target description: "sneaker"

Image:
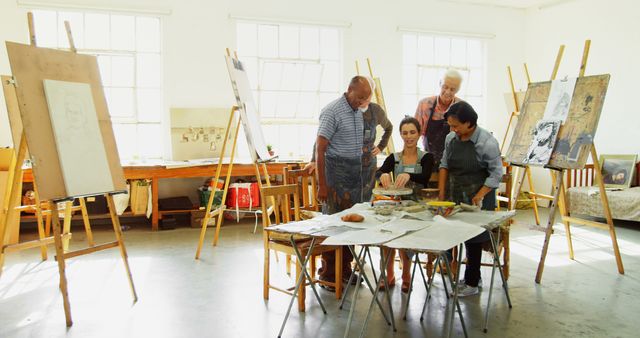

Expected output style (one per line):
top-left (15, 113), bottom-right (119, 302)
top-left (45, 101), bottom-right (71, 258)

top-left (452, 283), bottom-right (479, 297)
top-left (458, 278), bottom-right (482, 288)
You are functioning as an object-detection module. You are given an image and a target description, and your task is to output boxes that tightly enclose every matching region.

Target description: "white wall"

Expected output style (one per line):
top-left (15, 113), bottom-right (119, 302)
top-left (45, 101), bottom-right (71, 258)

top-left (0, 0), bottom-right (526, 199)
top-left (523, 0), bottom-right (640, 199)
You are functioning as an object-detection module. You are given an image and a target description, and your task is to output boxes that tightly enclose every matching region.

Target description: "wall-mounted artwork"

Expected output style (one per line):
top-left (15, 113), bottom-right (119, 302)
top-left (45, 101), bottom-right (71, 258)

top-left (504, 74), bottom-right (610, 169)
top-left (170, 108), bottom-right (235, 161)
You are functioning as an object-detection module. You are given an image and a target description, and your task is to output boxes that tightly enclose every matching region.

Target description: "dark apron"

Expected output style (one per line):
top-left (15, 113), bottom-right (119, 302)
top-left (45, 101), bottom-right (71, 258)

top-left (394, 149), bottom-right (427, 201)
top-left (361, 109), bottom-right (378, 202)
top-left (447, 138), bottom-right (495, 243)
top-left (425, 97), bottom-right (450, 170)
top-left (323, 154), bottom-right (363, 215)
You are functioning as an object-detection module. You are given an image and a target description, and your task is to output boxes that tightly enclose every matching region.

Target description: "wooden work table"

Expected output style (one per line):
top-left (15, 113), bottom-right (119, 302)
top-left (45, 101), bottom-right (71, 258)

top-left (22, 160), bottom-right (304, 231)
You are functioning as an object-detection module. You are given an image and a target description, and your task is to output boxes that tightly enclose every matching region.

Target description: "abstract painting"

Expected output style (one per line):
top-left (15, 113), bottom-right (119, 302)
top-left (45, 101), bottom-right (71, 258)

top-left (522, 119), bottom-right (561, 166)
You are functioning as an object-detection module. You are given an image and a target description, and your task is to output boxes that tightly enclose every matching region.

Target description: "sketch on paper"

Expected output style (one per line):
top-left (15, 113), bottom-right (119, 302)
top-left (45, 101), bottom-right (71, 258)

top-left (170, 108), bottom-right (235, 161)
top-left (225, 56), bottom-right (272, 162)
top-left (43, 79), bottom-right (115, 196)
top-left (522, 119), bottom-right (561, 166)
top-left (543, 78), bottom-right (577, 122)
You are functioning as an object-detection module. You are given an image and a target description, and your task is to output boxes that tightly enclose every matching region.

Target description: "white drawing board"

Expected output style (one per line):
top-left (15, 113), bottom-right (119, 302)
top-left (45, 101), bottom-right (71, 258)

top-left (43, 80), bottom-right (114, 197)
top-left (224, 55), bottom-right (271, 162)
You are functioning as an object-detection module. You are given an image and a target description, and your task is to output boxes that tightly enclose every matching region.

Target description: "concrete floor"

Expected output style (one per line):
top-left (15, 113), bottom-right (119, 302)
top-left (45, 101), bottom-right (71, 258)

top-left (1, 209), bottom-right (639, 338)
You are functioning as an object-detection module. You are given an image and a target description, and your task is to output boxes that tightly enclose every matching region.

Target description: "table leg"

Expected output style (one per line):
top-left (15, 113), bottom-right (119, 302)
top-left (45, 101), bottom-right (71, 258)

top-left (151, 178), bottom-right (159, 231)
top-left (483, 228), bottom-right (513, 333)
top-left (359, 247), bottom-right (396, 337)
top-left (444, 245), bottom-right (468, 338)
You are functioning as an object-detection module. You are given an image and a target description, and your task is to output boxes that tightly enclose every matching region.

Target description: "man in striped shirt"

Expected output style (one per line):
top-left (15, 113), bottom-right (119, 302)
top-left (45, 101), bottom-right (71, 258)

top-left (315, 76), bottom-right (373, 288)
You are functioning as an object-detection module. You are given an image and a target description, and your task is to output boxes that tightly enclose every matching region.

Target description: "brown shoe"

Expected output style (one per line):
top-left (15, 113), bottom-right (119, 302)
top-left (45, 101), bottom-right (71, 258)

top-left (378, 277), bottom-right (396, 291)
top-left (401, 280), bottom-right (411, 294)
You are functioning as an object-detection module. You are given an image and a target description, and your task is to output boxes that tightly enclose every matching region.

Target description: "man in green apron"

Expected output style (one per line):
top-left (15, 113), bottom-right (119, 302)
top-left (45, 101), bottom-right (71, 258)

top-left (315, 76), bottom-right (375, 288)
top-left (438, 101), bottom-right (503, 297)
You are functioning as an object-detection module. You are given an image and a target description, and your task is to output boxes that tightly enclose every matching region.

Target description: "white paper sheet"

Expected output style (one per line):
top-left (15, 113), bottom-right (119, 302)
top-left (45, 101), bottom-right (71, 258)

top-left (321, 225), bottom-right (407, 246)
top-left (385, 216), bottom-right (485, 252)
top-left (448, 210), bottom-right (516, 230)
top-left (543, 78), bottom-right (577, 122)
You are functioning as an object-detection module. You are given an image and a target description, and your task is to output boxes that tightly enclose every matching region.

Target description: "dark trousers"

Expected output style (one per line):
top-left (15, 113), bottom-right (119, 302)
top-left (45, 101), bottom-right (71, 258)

top-left (463, 241), bottom-right (483, 287)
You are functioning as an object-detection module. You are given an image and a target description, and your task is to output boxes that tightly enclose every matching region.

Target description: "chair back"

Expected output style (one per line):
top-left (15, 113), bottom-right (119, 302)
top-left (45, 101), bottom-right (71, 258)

top-left (565, 164), bottom-right (594, 188)
top-left (260, 184), bottom-right (300, 226)
top-left (283, 167), bottom-right (318, 212)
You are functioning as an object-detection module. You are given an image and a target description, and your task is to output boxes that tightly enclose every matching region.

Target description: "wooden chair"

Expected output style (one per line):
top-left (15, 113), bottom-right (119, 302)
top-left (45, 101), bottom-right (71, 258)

top-left (261, 184), bottom-right (342, 312)
top-left (565, 163), bottom-right (594, 188)
top-left (283, 167), bottom-right (319, 213)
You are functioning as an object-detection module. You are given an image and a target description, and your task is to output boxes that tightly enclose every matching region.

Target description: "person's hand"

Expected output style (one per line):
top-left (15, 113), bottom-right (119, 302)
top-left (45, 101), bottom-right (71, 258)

top-left (303, 162), bottom-right (316, 174)
top-left (471, 193), bottom-right (484, 207)
top-left (379, 173), bottom-right (392, 188)
top-left (317, 184), bottom-right (327, 203)
top-left (394, 173), bottom-right (410, 188)
top-left (371, 147), bottom-right (381, 156)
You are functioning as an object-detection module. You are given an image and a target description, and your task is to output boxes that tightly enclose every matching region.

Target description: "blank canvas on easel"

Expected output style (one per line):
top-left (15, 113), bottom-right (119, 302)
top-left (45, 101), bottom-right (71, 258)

top-left (43, 79), bottom-right (114, 196)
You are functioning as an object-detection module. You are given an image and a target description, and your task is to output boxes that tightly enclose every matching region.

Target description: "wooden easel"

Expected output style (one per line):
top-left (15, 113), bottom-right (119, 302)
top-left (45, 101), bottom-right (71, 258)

top-left (0, 15), bottom-right (95, 274)
top-left (355, 58), bottom-right (395, 154)
top-left (194, 50), bottom-right (275, 259)
top-left (510, 40), bottom-right (623, 283)
top-left (1, 14), bottom-right (137, 326)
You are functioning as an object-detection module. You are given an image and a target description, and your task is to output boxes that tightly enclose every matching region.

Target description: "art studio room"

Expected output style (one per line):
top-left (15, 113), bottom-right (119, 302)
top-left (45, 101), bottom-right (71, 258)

top-left (1, 0), bottom-right (639, 337)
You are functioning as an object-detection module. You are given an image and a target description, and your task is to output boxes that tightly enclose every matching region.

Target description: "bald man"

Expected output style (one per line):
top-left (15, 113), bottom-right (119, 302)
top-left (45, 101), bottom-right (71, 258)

top-left (315, 76), bottom-right (373, 289)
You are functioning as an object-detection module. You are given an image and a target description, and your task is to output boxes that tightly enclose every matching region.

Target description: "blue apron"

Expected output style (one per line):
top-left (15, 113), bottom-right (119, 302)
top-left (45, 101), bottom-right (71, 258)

top-left (361, 108), bottom-right (378, 203)
top-left (393, 149), bottom-right (427, 201)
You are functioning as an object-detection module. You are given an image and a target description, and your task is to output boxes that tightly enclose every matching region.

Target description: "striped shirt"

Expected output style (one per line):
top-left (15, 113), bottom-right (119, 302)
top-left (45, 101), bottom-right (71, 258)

top-left (440, 126), bottom-right (503, 189)
top-left (317, 94), bottom-right (364, 158)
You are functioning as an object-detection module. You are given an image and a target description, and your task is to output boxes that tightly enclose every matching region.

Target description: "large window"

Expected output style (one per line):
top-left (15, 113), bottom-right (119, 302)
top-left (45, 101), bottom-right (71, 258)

top-left (236, 21), bottom-right (342, 159)
top-left (31, 9), bottom-right (163, 161)
top-left (402, 33), bottom-right (486, 121)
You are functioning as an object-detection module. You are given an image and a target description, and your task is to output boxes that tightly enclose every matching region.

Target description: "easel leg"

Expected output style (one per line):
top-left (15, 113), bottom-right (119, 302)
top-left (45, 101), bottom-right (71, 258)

top-left (551, 171), bottom-right (574, 259)
top-left (525, 167), bottom-right (541, 225)
top-left (78, 198), bottom-right (95, 247)
top-left (590, 146), bottom-right (624, 274)
top-left (49, 201), bottom-right (73, 327)
top-left (62, 201), bottom-right (73, 252)
top-left (106, 194), bottom-right (138, 302)
top-left (535, 170), bottom-right (564, 283)
top-left (32, 181), bottom-right (48, 260)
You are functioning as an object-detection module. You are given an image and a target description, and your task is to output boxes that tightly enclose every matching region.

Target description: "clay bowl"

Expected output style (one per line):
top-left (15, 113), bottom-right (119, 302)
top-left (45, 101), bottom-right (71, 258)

top-left (426, 201), bottom-right (456, 217)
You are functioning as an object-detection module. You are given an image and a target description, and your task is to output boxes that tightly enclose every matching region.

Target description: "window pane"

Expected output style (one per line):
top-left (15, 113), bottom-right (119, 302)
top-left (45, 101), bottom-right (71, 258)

top-left (275, 92), bottom-right (298, 118)
top-left (451, 38), bottom-right (467, 67)
top-left (418, 67), bottom-right (438, 96)
top-left (111, 15), bottom-right (135, 51)
top-left (278, 125), bottom-right (298, 158)
top-left (301, 64), bottom-right (322, 91)
top-left (112, 123), bottom-right (137, 160)
top-left (280, 63), bottom-right (303, 91)
top-left (97, 55), bottom-right (112, 86)
top-left (434, 37), bottom-right (450, 66)
top-left (57, 12), bottom-right (84, 49)
top-left (237, 23), bottom-right (257, 56)
top-left (138, 124), bottom-right (163, 159)
top-left (417, 36), bottom-right (433, 65)
top-left (319, 93), bottom-right (337, 111)
top-left (258, 24), bottom-right (278, 58)
top-left (259, 91), bottom-right (277, 118)
top-left (298, 124), bottom-right (316, 157)
top-left (260, 62), bottom-right (283, 90)
top-left (320, 61), bottom-right (339, 92)
top-left (300, 27), bottom-right (319, 59)
top-left (403, 65), bottom-right (417, 94)
top-left (320, 28), bottom-right (339, 60)
top-left (297, 93), bottom-right (318, 119)
top-left (402, 34), bottom-right (417, 65)
top-left (105, 87), bottom-right (135, 118)
top-left (111, 55), bottom-right (134, 87)
top-left (85, 13), bottom-right (110, 49)
top-left (33, 10), bottom-right (58, 48)
top-left (136, 53), bottom-right (161, 87)
top-left (467, 69), bottom-right (483, 96)
top-left (262, 125), bottom-right (278, 150)
top-left (136, 17), bottom-right (161, 52)
top-left (279, 25), bottom-right (299, 58)
top-left (137, 88), bottom-right (162, 122)
top-left (467, 40), bottom-right (483, 68)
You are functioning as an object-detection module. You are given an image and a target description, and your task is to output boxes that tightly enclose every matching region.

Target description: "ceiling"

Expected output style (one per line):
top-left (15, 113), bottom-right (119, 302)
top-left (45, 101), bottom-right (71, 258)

top-left (438, 0), bottom-right (578, 9)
